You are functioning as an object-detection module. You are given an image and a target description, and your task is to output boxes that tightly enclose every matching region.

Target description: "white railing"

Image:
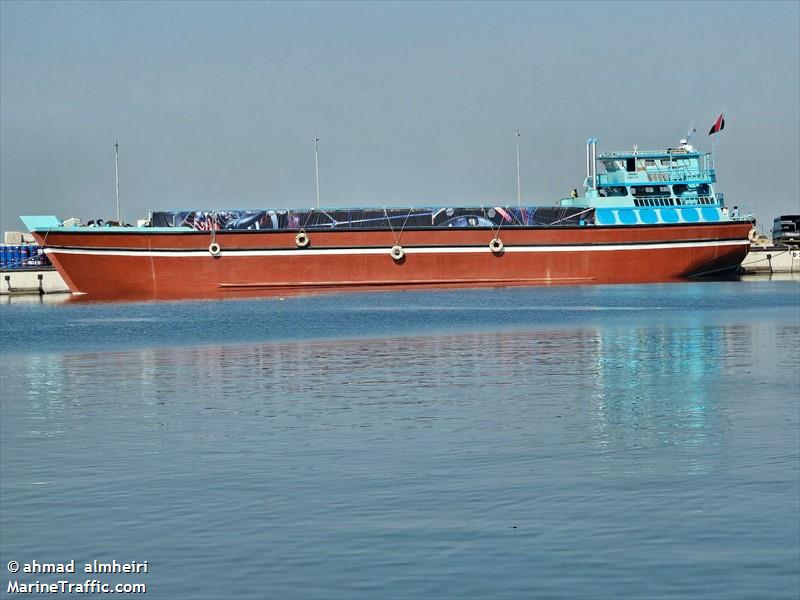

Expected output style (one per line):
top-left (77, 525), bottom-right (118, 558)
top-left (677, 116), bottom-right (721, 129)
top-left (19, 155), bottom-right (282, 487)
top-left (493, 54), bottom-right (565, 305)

top-left (597, 169), bottom-right (715, 184)
top-left (599, 149), bottom-right (709, 158)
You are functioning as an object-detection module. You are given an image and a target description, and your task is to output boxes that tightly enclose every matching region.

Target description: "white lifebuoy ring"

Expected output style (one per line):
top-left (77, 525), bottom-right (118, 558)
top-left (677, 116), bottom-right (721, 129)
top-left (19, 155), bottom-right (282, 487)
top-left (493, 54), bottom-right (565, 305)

top-left (208, 242), bottom-right (221, 256)
top-left (295, 232), bottom-right (310, 248)
top-left (390, 245), bottom-right (405, 261)
top-left (748, 228), bottom-right (759, 243)
top-left (489, 238), bottom-right (504, 253)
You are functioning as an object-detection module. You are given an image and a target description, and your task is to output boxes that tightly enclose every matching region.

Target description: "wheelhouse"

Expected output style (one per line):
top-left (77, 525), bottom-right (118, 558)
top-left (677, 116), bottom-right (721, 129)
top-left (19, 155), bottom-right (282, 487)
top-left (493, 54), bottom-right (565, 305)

top-left (560, 137), bottom-right (735, 226)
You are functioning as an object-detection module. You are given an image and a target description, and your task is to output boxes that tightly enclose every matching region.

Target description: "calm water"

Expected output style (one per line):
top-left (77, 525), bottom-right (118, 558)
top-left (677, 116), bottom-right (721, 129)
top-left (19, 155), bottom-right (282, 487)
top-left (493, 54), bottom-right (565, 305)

top-left (1, 281), bottom-right (798, 599)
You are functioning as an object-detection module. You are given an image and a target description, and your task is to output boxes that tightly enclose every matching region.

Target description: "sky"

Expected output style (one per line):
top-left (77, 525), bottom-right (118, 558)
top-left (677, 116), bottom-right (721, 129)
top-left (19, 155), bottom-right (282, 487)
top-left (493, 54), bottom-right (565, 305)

top-left (1, 0), bottom-right (798, 233)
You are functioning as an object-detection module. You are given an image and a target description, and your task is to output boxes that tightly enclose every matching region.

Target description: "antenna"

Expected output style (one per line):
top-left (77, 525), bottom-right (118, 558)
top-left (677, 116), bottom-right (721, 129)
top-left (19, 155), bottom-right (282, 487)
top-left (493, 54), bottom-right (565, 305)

top-left (314, 136), bottom-right (320, 210)
top-left (686, 119), bottom-right (696, 141)
top-left (114, 139), bottom-right (120, 223)
top-left (516, 130), bottom-right (521, 206)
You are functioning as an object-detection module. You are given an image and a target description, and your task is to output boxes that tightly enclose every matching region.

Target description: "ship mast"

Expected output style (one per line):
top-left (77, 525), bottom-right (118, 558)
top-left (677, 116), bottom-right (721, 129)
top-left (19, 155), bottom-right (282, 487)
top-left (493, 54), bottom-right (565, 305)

top-left (516, 130), bottom-right (521, 206)
top-left (114, 139), bottom-right (120, 223)
top-left (314, 136), bottom-right (320, 209)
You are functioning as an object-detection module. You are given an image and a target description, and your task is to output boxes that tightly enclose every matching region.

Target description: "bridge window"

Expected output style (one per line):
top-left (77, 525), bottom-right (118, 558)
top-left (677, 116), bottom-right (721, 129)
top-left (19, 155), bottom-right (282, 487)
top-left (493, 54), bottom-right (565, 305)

top-left (632, 185), bottom-right (670, 198)
top-left (601, 186), bottom-right (628, 197)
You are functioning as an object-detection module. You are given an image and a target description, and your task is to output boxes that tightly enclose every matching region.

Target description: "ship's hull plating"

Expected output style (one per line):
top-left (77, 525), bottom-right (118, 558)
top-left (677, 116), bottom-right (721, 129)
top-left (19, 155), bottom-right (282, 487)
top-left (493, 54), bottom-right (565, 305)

top-left (34, 223), bottom-right (752, 300)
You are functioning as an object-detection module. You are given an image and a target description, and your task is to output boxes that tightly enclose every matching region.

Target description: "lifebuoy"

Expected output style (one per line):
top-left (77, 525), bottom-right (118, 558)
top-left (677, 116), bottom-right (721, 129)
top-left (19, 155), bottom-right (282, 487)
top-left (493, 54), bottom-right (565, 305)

top-left (208, 242), bottom-right (221, 256)
top-left (295, 232), bottom-right (310, 248)
top-left (748, 228), bottom-right (759, 243)
top-left (489, 238), bottom-right (504, 253)
top-left (390, 245), bottom-right (405, 261)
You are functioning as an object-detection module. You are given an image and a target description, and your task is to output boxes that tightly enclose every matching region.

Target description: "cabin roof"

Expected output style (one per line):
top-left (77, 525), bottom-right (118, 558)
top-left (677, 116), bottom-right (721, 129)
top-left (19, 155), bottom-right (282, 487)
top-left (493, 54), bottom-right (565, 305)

top-left (598, 150), bottom-right (703, 159)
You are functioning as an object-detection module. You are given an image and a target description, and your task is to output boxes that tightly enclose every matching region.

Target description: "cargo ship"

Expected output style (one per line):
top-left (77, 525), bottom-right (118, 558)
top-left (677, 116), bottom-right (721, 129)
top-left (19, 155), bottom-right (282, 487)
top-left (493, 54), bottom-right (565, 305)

top-left (22, 138), bottom-right (753, 300)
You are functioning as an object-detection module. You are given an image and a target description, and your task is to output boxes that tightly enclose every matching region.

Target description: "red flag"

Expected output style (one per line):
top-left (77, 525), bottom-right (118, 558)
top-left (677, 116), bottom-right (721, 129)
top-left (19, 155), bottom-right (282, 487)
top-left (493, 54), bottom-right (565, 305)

top-left (708, 114), bottom-right (725, 135)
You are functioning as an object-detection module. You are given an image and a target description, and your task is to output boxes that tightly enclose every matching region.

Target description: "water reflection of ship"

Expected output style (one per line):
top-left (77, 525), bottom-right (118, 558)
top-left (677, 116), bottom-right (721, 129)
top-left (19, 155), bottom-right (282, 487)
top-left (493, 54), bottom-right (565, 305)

top-left (15, 324), bottom-right (730, 455)
top-left (589, 319), bottom-right (728, 469)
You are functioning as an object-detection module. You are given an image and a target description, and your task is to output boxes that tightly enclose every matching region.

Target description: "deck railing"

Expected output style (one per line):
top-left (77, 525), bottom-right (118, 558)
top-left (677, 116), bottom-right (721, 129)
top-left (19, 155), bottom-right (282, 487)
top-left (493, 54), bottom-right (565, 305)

top-left (597, 169), bottom-right (715, 185)
top-left (598, 150), bottom-right (707, 158)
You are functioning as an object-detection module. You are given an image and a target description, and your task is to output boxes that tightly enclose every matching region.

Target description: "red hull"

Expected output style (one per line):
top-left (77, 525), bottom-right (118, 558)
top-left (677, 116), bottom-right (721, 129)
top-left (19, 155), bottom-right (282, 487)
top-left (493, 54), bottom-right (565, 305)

top-left (33, 223), bottom-right (752, 300)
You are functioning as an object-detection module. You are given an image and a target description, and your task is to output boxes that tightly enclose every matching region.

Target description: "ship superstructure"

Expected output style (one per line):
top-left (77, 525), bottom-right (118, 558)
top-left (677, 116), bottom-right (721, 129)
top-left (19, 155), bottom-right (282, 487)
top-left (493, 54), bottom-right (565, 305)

top-left (561, 138), bottom-right (731, 227)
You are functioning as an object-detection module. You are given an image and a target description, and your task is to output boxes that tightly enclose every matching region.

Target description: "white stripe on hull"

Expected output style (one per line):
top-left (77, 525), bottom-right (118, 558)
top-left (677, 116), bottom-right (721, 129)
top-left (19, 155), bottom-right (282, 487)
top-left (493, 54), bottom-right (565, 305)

top-left (45, 239), bottom-right (748, 258)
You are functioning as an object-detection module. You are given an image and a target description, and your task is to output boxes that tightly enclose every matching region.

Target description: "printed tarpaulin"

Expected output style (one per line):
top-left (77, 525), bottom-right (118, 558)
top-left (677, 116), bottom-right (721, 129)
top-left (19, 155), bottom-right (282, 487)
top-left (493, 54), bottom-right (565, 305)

top-left (150, 206), bottom-right (593, 230)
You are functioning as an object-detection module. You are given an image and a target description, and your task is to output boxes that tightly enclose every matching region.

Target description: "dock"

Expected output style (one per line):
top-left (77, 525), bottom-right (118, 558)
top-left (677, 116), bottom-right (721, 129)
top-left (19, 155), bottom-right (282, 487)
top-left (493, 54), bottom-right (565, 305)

top-left (0, 269), bottom-right (70, 296)
top-left (739, 246), bottom-right (800, 274)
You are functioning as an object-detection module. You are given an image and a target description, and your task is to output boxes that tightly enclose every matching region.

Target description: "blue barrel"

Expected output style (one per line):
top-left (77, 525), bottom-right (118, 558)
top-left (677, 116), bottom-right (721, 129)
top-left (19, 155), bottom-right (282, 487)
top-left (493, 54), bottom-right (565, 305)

top-left (11, 245), bottom-right (20, 270)
top-left (0, 246), bottom-right (7, 268)
top-left (20, 245), bottom-right (31, 268)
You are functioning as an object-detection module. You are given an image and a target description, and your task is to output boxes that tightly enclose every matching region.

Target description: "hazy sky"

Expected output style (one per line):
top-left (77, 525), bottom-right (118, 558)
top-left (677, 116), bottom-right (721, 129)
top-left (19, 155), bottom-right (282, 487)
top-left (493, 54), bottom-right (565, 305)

top-left (1, 1), bottom-right (798, 232)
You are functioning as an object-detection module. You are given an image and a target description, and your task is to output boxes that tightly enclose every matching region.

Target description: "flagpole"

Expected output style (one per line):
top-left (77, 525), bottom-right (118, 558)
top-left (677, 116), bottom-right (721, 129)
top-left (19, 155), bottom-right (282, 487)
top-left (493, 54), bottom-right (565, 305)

top-left (516, 130), bottom-right (521, 206)
top-left (711, 132), bottom-right (716, 169)
top-left (711, 134), bottom-right (717, 169)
